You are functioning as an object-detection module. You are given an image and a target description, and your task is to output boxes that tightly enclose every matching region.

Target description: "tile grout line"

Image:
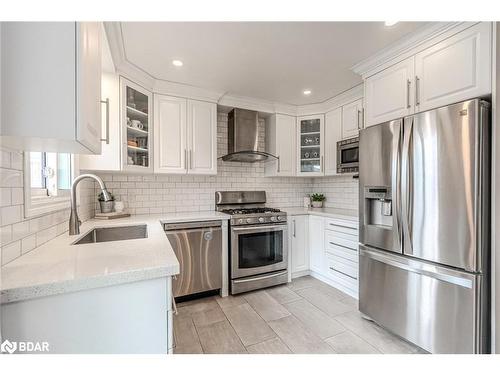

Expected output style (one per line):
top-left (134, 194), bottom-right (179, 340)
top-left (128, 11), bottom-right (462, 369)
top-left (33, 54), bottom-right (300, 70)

top-left (239, 291), bottom-right (295, 353)
top-left (218, 303), bottom-right (250, 353)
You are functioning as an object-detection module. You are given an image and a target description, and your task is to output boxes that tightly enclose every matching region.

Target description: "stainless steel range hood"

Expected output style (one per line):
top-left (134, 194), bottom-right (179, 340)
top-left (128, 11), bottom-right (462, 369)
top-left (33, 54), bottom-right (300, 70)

top-left (221, 108), bottom-right (277, 162)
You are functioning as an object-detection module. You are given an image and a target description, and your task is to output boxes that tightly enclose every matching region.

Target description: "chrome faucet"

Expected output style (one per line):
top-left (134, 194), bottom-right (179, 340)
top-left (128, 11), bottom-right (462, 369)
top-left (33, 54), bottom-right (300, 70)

top-left (69, 174), bottom-right (112, 235)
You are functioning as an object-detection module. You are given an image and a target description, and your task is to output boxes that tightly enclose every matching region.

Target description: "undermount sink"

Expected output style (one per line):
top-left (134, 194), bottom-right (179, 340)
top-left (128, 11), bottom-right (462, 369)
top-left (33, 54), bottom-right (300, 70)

top-left (72, 225), bottom-right (148, 245)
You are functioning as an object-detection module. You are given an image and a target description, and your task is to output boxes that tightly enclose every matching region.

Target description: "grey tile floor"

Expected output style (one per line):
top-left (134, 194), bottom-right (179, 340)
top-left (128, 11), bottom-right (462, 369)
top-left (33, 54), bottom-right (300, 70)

top-left (173, 276), bottom-right (425, 354)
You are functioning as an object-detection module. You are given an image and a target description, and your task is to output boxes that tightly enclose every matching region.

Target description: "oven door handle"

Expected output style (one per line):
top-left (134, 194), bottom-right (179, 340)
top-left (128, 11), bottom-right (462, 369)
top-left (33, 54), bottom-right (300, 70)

top-left (231, 224), bottom-right (287, 232)
top-left (232, 270), bottom-right (288, 284)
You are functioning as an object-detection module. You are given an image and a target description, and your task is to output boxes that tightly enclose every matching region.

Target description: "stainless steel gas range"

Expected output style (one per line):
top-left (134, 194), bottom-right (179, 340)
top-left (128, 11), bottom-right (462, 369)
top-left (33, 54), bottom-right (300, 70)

top-left (215, 191), bottom-right (288, 294)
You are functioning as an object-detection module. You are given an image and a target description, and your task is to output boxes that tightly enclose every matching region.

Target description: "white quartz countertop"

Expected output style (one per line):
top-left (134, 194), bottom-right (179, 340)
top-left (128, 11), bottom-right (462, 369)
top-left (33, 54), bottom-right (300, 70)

top-left (1, 211), bottom-right (230, 304)
top-left (281, 207), bottom-right (359, 221)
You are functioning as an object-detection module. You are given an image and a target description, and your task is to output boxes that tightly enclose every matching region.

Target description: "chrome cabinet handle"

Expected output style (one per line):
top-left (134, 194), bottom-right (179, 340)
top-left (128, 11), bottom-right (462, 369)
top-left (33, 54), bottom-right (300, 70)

top-left (189, 150), bottom-right (193, 170)
top-left (357, 110), bottom-right (361, 130)
top-left (329, 267), bottom-right (357, 280)
top-left (277, 156), bottom-right (280, 173)
top-left (320, 155), bottom-right (324, 173)
top-left (184, 149), bottom-right (188, 170)
top-left (406, 80), bottom-right (411, 109)
top-left (415, 76), bottom-right (420, 106)
top-left (293, 219), bottom-right (296, 237)
top-left (100, 98), bottom-right (110, 144)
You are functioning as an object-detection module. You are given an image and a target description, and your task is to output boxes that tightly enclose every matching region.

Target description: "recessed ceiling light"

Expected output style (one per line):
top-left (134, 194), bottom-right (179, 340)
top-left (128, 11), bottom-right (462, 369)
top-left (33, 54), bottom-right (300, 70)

top-left (384, 21), bottom-right (399, 27)
top-left (303, 90), bottom-right (312, 95)
top-left (172, 60), bottom-right (183, 67)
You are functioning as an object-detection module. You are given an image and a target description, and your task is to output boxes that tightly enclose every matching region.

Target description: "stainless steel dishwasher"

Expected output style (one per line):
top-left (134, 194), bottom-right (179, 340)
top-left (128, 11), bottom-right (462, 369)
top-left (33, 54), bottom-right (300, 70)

top-left (164, 221), bottom-right (222, 298)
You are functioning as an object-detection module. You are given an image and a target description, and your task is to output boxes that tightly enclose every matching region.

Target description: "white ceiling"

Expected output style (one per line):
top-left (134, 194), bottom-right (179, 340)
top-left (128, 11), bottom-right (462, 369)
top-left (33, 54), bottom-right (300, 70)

top-left (120, 22), bottom-right (426, 105)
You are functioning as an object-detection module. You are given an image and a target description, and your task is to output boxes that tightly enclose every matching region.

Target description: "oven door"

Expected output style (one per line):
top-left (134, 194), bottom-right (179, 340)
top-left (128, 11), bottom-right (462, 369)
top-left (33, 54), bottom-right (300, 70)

top-left (231, 224), bottom-right (288, 279)
top-left (337, 141), bottom-right (359, 169)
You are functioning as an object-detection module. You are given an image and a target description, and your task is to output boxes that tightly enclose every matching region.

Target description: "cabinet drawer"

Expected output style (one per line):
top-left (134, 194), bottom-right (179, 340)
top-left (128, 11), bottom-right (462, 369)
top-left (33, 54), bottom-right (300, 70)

top-left (325, 230), bottom-right (358, 251)
top-left (327, 254), bottom-right (358, 280)
top-left (324, 218), bottom-right (359, 235)
top-left (325, 240), bottom-right (358, 263)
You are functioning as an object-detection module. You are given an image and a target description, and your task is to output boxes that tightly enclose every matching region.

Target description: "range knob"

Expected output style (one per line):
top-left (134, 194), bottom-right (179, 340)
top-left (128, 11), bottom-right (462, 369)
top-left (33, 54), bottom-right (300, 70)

top-left (270, 216), bottom-right (277, 222)
top-left (246, 218), bottom-right (253, 224)
top-left (258, 217), bottom-right (265, 223)
top-left (238, 219), bottom-right (244, 224)
top-left (277, 216), bottom-right (284, 221)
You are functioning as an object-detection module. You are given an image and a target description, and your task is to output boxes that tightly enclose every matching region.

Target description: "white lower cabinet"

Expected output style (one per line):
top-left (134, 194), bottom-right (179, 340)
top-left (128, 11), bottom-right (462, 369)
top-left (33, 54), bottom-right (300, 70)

top-left (1, 277), bottom-right (173, 354)
top-left (289, 213), bottom-right (359, 298)
top-left (289, 215), bottom-right (309, 276)
top-left (308, 215), bottom-right (325, 274)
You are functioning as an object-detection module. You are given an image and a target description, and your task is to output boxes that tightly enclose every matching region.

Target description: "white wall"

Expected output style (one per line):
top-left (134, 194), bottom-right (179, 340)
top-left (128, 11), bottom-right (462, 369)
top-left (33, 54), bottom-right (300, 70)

top-left (91, 113), bottom-right (316, 213)
top-left (90, 112), bottom-right (359, 215)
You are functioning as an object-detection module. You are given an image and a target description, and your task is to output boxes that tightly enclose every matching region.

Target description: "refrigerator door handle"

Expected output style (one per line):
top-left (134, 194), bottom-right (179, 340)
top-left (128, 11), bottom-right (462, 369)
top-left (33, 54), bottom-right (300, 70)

top-left (391, 119), bottom-right (403, 251)
top-left (360, 246), bottom-right (474, 289)
top-left (402, 117), bottom-right (414, 255)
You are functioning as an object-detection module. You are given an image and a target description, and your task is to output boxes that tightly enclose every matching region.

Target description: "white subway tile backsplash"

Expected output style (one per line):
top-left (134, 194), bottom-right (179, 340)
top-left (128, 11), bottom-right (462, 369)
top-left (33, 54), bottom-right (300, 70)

top-left (0, 148), bottom-right (94, 264)
top-left (1, 187), bottom-right (11, 207)
top-left (2, 240), bottom-right (21, 265)
top-left (21, 234), bottom-right (36, 254)
top-left (1, 205), bottom-right (22, 226)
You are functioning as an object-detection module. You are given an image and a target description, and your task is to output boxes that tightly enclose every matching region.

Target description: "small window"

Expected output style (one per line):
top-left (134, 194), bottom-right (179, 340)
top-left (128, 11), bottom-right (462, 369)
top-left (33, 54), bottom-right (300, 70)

top-left (25, 152), bottom-right (74, 218)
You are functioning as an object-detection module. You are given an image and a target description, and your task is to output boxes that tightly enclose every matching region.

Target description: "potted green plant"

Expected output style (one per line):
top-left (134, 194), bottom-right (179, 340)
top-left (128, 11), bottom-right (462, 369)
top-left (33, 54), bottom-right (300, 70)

top-left (98, 191), bottom-right (115, 213)
top-left (310, 193), bottom-right (326, 208)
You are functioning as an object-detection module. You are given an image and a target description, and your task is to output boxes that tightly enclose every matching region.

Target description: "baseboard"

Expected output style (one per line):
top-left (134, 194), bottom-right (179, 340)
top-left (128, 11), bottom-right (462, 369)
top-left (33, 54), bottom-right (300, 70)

top-left (291, 270), bottom-right (310, 279)
top-left (309, 271), bottom-right (359, 299)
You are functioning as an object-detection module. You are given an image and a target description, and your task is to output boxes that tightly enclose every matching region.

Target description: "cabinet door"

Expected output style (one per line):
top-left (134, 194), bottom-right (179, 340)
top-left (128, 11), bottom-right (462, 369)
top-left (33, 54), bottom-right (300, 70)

top-left (276, 114), bottom-right (296, 176)
top-left (342, 99), bottom-right (363, 139)
top-left (324, 108), bottom-right (342, 176)
top-left (309, 216), bottom-right (325, 274)
top-left (76, 22), bottom-right (102, 154)
top-left (365, 57), bottom-right (414, 127)
top-left (297, 115), bottom-right (325, 176)
top-left (122, 79), bottom-right (153, 172)
top-left (79, 72), bottom-right (121, 171)
top-left (187, 100), bottom-right (217, 175)
top-left (154, 94), bottom-right (187, 174)
top-left (290, 215), bottom-right (309, 275)
top-left (415, 22), bottom-right (491, 113)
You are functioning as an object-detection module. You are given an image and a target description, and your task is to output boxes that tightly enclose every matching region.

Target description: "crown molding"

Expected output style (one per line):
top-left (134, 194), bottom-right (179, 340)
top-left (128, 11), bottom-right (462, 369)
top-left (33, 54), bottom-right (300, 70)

top-left (218, 93), bottom-right (297, 116)
top-left (297, 84), bottom-right (363, 116)
top-left (351, 22), bottom-right (479, 78)
top-left (104, 22), bottom-right (362, 117)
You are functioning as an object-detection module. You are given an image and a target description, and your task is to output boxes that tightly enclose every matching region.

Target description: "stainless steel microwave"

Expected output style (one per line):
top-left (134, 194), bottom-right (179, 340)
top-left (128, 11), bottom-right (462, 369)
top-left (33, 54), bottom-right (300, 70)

top-left (337, 137), bottom-right (359, 173)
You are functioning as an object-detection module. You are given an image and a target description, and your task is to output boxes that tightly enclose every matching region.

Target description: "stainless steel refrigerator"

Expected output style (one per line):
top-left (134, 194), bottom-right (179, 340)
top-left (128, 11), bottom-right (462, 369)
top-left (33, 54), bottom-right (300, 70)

top-left (358, 98), bottom-right (490, 354)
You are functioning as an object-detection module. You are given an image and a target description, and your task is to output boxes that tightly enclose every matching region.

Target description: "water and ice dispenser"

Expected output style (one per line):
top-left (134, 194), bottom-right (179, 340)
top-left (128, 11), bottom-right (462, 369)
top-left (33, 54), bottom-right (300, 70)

top-left (364, 187), bottom-right (393, 228)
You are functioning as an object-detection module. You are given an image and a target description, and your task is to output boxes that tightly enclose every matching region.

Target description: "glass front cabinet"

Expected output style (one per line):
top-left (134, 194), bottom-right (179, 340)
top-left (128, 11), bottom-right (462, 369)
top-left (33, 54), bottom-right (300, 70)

top-left (121, 78), bottom-right (153, 172)
top-left (296, 114), bottom-right (324, 176)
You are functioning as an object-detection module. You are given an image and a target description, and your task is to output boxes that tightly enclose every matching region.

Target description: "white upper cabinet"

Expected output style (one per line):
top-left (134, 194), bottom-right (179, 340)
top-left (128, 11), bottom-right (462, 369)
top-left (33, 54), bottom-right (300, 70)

top-left (297, 114), bottom-right (325, 176)
top-left (154, 95), bottom-right (187, 174)
top-left (76, 22), bottom-right (102, 154)
top-left (79, 27), bottom-right (122, 171)
top-left (123, 79), bottom-right (153, 172)
top-left (341, 99), bottom-right (364, 139)
top-left (265, 114), bottom-right (296, 177)
top-left (364, 57), bottom-right (415, 127)
top-left (187, 99), bottom-right (217, 175)
top-left (154, 94), bottom-right (217, 175)
top-left (414, 22), bottom-right (491, 112)
top-left (79, 72), bottom-right (121, 171)
top-left (0, 22), bottom-right (102, 154)
top-left (324, 107), bottom-right (342, 176)
top-left (363, 23), bottom-right (492, 127)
